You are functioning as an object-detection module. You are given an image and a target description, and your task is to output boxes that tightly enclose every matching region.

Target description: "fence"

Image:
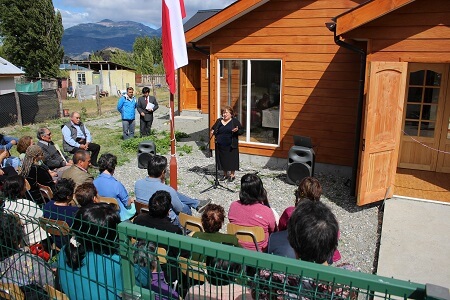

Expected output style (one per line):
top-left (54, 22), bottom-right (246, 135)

top-left (137, 74), bottom-right (167, 89)
top-left (0, 90), bottom-right (60, 127)
top-left (0, 201), bottom-right (442, 300)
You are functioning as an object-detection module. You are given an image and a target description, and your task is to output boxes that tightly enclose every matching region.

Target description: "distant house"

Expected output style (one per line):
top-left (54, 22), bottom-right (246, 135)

top-left (180, 0), bottom-right (450, 205)
top-left (64, 61), bottom-right (135, 97)
top-left (0, 56), bottom-right (25, 95)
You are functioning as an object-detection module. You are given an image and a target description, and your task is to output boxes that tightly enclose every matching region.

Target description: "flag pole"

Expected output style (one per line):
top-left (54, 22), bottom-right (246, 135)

top-left (169, 92), bottom-right (177, 190)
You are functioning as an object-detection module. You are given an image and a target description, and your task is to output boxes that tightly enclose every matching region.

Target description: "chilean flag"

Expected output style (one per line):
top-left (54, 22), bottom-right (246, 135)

top-left (162, 0), bottom-right (188, 94)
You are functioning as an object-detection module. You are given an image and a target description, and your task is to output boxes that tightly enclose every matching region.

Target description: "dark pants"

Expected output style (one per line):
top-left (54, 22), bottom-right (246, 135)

top-left (140, 118), bottom-right (153, 137)
top-left (71, 142), bottom-right (101, 166)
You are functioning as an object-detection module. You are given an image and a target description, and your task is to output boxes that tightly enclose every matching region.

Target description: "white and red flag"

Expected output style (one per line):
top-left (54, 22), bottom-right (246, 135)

top-left (162, 0), bottom-right (188, 94)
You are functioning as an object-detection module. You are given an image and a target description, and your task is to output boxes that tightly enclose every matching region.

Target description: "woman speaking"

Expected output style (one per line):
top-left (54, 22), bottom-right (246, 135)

top-left (211, 106), bottom-right (244, 182)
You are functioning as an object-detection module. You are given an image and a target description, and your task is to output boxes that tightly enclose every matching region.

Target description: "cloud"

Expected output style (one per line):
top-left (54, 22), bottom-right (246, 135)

top-left (54, 0), bottom-right (236, 29)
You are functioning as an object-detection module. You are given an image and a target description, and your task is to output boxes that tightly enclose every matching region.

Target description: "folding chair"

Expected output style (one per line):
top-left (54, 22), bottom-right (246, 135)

top-left (178, 212), bottom-right (203, 236)
top-left (44, 285), bottom-right (70, 300)
top-left (39, 218), bottom-right (70, 257)
top-left (227, 223), bottom-right (265, 252)
top-left (134, 201), bottom-right (149, 214)
top-left (38, 184), bottom-right (53, 203)
top-left (97, 196), bottom-right (120, 211)
top-left (0, 282), bottom-right (25, 300)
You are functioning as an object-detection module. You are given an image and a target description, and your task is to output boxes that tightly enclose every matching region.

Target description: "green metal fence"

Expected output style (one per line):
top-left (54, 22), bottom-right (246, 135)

top-left (0, 201), bottom-right (437, 300)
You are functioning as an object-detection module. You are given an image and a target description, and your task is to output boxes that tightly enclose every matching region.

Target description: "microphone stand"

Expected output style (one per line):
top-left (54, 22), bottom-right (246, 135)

top-left (200, 130), bottom-right (234, 193)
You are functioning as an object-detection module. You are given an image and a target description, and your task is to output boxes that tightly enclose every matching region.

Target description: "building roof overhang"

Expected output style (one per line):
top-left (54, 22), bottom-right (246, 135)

top-left (68, 61), bottom-right (135, 72)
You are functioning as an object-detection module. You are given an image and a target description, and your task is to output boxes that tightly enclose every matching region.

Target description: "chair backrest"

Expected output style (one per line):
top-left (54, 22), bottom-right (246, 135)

top-left (178, 257), bottom-right (207, 283)
top-left (134, 201), bottom-right (148, 214)
top-left (44, 284), bottom-right (69, 300)
top-left (227, 223), bottom-right (265, 252)
top-left (157, 247), bottom-right (167, 265)
top-left (97, 196), bottom-right (120, 211)
top-left (0, 282), bottom-right (25, 300)
top-left (39, 218), bottom-right (70, 236)
top-left (38, 184), bottom-right (53, 203)
top-left (178, 212), bottom-right (204, 235)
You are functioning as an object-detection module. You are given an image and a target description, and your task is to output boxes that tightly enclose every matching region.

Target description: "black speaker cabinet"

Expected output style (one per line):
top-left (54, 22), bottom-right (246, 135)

top-left (286, 146), bottom-right (315, 185)
top-left (138, 141), bottom-right (156, 169)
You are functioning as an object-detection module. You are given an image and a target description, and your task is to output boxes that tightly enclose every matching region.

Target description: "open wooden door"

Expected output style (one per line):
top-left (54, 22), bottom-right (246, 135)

top-left (357, 62), bottom-right (408, 206)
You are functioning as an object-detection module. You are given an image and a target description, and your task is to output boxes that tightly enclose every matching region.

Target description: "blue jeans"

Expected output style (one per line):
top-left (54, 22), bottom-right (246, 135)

top-left (0, 135), bottom-right (19, 151)
top-left (122, 120), bottom-right (135, 140)
top-left (178, 192), bottom-right (199, 214)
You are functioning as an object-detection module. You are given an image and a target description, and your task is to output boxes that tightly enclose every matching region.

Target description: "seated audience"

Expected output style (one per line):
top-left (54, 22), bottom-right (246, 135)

top-left (278, 177), bottom-right (341, 264)
top-left (0, 135), bottom-right (21, 171)
top-left (2, 175), bottom-right (47, 246)
top-left (58, 203), bottom-right (122, 300)
top-left (62, 111), bottom-right (101, 167)
top-left (61, 150), bottom-right (94, 188)
top-left (135, 155), bottom-right (210, 227)
top-left (17, 135), bottom-right (33, 164)
top-left (93, 153), bottom-right (136, 221)
top-left (37, 127), bottom-right (72, 177)
top-left (0, 212), bottom-right (55, 289)
top-left (253, 201), bottom-right (354, 300)
top-left (185, 256), bottom-right (251, 300)
top-left (267, 230), bottom-right (296, 259)
top-left (74, 182), bottom-right (99, 207)
top-left (192, 204), bottom-right (241, 248)
top-left (0, 149), bottom-right (17, 184)
top-left (228, 173), bottom-right (277, 252)
top-left (133, 240), bottom-right (179, 299)
top-left (19, 145), bottom-right (55, 204)
top-left (43, 178), bottom-right (78, 249)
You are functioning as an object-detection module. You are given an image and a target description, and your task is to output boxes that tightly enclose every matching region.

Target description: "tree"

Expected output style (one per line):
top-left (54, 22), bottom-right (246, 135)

top-left (0, 0), bottom-right (64, 78)
top-left (133, 36), bottom-right (164, 74)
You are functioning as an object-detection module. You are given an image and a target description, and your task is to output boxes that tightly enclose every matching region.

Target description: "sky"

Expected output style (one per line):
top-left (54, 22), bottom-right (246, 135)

top-left (52, 0), bottom-right (236, 29)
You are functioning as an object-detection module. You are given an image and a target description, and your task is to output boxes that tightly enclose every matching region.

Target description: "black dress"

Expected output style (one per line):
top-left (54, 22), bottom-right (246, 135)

top-left (214, 120), bottom-right (241, 172)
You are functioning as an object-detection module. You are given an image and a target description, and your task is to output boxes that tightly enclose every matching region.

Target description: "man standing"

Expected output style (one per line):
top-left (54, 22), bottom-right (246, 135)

top-left (61, 150), bottom-right (94, 188)
top-left (37, 127), bottom-right (72, 176)
top-left (137, 86), bottom-right (159, 137)
top-left (134, 155), bottom-right (210, 226)
top-left (62, 112), bottom-right (101, 167)
top-left (117, 87), bottom-right (137, 140)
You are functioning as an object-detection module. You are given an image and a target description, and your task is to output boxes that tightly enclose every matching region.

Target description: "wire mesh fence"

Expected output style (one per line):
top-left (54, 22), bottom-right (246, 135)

top-left (0, 199), bottom-right (436, 300)
top-left (0, 90), bottom-right (60, 127)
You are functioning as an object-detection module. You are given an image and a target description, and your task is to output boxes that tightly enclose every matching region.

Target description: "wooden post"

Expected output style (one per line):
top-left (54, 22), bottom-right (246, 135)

top-left (96, 85), bottom-right (101, 116)
top-left (56, 88), bottom-right (63, 118)
top-left (14, 91), bottom-right (22, 126)
top-left (169, 92), bottom-right (178, 190)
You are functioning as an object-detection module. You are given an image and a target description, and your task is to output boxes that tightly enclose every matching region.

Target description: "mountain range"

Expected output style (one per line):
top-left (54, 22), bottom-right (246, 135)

top-left (62, 19), bottom-right (161, 59)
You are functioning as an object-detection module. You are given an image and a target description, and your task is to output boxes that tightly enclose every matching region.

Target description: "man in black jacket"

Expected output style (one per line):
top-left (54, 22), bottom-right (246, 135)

top-left (37, 127), bottom-right (72, 177)
top-left (137, 86), bottom-right (159, 137)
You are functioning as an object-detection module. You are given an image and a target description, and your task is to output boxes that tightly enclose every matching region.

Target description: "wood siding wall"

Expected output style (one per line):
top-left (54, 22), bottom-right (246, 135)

top-left (344, 0), bottom-right (450, 63)
top-left (194, 0), bottom-right (366, 166)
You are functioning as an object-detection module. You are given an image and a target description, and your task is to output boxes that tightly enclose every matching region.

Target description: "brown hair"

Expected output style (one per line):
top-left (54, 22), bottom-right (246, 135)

top-left (19, 145), bottom-right (43, 178)
top-left (221, 105), bottom-right (234, 117)
top-left (294, 177), bottom-right (322, 204)
top-left (201, 204), bottom-right (225, 233)
top-left (17, 136), bottom-right (33, 154)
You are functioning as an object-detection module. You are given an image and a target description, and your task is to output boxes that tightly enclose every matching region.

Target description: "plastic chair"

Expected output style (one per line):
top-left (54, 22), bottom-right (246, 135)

top-left (178, 257), bottom-right (207, 283)
top-left (39, 218), bottom-right (70, 257)
top-left (134, 201), bottom-right (149, 214)
top-left (227, 223), bottom-right (265, 252)
top-left (178, 212), bottom-right (203, 235)
top-left (97, 196), bottom-right (120, 211)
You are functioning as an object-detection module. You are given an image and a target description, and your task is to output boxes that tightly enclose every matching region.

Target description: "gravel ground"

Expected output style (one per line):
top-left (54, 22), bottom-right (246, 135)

top-left (86, 105), bottom-right (381, 274)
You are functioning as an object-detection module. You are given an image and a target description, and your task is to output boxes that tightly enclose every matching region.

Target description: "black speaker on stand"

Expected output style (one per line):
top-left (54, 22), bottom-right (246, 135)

top-left (286, 146), bottom-right (315, 185)
top-left (138, 141), bottom-right (156, 169)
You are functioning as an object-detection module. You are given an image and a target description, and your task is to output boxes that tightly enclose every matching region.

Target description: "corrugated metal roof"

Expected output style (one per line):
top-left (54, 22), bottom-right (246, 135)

top-left (0, 56), bottom-right (25, 76)
top-left (184, 9), bottom-right (222, 32)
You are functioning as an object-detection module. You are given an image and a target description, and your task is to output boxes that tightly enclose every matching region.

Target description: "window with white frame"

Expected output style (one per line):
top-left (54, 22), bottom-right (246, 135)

top-left (217, 59), bottom-right (281, 145)
top-left (77, 72), bottom-right (86, 85)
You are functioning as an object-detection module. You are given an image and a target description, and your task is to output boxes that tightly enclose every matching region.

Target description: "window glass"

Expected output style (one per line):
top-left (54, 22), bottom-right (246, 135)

top-left (409, 70), bottom-right (424, 85)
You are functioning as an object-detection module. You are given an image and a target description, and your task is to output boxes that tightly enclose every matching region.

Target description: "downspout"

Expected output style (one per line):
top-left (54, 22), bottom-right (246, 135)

top-left (327, 22), bottom-right (366, 197)
top-left (191, 43), bottom-right (212, 155)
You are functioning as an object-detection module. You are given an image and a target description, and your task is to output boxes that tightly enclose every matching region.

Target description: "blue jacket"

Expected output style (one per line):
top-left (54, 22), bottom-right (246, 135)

top-left (117, 95), bottom-right (137, 120)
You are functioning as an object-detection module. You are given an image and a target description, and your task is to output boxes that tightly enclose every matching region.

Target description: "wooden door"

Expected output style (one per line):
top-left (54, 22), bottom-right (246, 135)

top-left (357, 62), bottom-right (407, 206)
top-left (436, 74), bottom-right (450, 172)
top-left (182, 60), bottom-right (201, 110)
top-left (398, 64), bottom-right (449, 171)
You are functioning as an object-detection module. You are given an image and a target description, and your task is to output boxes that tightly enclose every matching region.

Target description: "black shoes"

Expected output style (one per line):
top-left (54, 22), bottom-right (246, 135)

top-left (196, 198), bottom-right (212, 213)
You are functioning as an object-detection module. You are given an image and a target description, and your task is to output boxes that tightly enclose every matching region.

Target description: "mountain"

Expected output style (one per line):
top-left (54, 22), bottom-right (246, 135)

top-left (62, 19), bottom-right (161, 58)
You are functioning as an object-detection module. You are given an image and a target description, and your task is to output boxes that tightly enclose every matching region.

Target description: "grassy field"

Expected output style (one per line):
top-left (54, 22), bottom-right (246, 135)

top-left (3, 87), bottom-right (187, 167)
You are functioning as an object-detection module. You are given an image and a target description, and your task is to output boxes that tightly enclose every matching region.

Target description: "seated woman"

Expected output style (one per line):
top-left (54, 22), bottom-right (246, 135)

top-left (16, 135), bottom-right (34, 167)
top-left (19, 145), bottom-right (55, 204)
top-left (93, 153), bottom-right (136, 221)
top-left (43, 178), bottom-right (78, 249)
top-left (228, 174), bottom-right (277, 252)
top-left (133, 240), bottom-right (179, 300)
top-left (2, 175), bottom-right (48, 246)
top-left (0, 212), bottom-right (54, 289)
top-left (185, 256), bottom-right (251, 300)
top-left (277, 177), bottom-right (341, 264)
top-left (58, 203), bottom-right (123, 300)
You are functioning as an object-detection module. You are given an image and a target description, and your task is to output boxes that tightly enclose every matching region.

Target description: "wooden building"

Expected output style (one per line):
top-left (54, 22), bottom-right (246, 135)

top-left (181, 0), bottom-right (450, 205)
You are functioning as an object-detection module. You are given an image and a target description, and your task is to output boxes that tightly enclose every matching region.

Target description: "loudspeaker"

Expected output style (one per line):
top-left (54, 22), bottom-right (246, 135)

top-left (138, 141), bottom-right (156, 169)
top-left (286, 146), bottom-right (315, 185)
